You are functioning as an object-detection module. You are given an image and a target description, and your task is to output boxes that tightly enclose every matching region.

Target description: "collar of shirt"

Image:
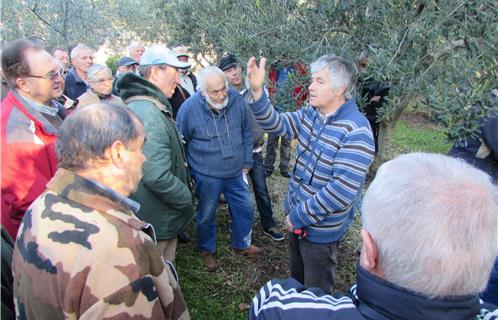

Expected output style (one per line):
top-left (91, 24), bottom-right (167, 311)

top-left (47, 168), bottom-right (141, 215)
top-left (179, 75), bottom-right (195, 96)
top-left (18, 92), bottom-right (59, 116)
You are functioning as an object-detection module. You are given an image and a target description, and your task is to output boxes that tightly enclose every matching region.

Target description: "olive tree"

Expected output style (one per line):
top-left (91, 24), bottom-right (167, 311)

top-left (0, 0), bottom-right (140, 53)
top-left (155, 0), bottom-right (497, 167)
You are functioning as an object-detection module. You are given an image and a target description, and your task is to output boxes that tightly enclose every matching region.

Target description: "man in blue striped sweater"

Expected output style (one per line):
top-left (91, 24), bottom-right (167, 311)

top-left (247, 54), bottom-right (375, 293)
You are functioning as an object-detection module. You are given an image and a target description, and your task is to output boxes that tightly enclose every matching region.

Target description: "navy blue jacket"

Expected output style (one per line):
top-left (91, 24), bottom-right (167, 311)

top-left (64, 68), bottom-right (88, 100)
top-left (250, 92), bottom-right (374, 243)
top-left (250, 265), bottom-right (498, 319)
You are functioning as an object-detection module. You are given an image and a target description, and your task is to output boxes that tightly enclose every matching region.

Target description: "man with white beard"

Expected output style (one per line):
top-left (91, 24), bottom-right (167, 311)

top-left (177, 66), bottom-right (261, 272)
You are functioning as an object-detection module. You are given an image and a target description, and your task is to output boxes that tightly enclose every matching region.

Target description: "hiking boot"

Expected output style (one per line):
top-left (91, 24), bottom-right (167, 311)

top-left (198, 251), bottom-right (218, 272)
top-left (263, 227), bottom-right (285, 241)
top-left (233, 245), bottom-right (262, 257)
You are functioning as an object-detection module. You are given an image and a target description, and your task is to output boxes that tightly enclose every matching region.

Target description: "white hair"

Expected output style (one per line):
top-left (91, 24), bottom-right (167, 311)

top-left (196, 66), bottom-right (229, 94)
top-left (87, 64), bottom-right (112, 81)
top-left (310, 54), bottom-right (355, 99)
top-left (70, 44), bottom-right (92, 61)
top-left (362, 152), bottom-right (498, 298)
top-left (127, 41), bottom-right (144, 56)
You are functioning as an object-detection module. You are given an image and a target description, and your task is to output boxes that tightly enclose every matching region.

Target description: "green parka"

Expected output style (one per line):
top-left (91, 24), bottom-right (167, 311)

top-left (117, 72), bottom-right (194, 240)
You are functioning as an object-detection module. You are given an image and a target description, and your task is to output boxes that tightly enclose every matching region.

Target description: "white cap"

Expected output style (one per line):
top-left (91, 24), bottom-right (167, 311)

top-left (139, 46), bottom-right (190, 69)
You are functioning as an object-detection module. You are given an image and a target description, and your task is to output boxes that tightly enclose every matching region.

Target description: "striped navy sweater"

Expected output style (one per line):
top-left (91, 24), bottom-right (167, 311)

top-left (250, 92), bottom-right (374, 243)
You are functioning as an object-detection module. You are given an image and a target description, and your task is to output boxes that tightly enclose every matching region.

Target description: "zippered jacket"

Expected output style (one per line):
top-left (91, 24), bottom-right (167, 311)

top-left (1, 91), bottom-right (65, 239)
top-left (250, 265), bottom-right (498, 319)
top-left (250, 91), bottom-right (375, 243)
top-left (117, 73), bottom-right (195, 240)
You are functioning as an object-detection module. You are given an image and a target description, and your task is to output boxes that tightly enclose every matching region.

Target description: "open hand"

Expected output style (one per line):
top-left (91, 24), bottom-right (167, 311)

top-left (247, 56), bottom-right (267, 101)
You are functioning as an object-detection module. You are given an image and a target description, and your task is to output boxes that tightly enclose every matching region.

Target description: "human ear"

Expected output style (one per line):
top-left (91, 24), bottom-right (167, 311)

top-left (108, 140), bottom-right (126, 169)
top-left (16, 78), bottom-right (29, 94)
top-left (150, 66), bottom-right (160, 82)
top-left (359, 229), bottom-right (379, 272)
top-left (336, 85), bottom-right (346, 97)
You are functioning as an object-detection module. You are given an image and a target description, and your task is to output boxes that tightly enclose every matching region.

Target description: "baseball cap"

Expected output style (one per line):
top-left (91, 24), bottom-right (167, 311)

top-left (118, 56), bottom-right (138, 67)
top-left (218, 54), bottom-right (239, 71)
top-left (140, 46), bottom-right (190, 68)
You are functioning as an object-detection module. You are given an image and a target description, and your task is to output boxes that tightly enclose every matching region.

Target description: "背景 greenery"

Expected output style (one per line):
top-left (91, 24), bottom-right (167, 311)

top-left (175, 112), bottom-right (452, 319)
top-left (2, 0), bottom-right (496, 168)
top-left (156, 0), bottom-right (496, 169)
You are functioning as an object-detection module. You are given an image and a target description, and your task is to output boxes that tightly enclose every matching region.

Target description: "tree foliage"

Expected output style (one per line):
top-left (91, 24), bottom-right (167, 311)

top-left (0, 0), bottom-right (143, 52)
top-left (1, 0), bottom-right (496, 166)
top-left (158, 0), bottom-right (497, 165)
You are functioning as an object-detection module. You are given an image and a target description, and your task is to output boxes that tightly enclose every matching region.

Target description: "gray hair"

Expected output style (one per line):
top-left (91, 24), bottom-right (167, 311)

top-left (362, 152), bottom-right (498, 298)
top-left (57, 103), bottom-right (143, 171)
top-left (87, 64), bottom-right (112, 81)
top-left (310, 54), bottom-right (355, 99)
top-left (127, 41), bottom-right (144, 56)
top-left (138, 63), bottom-right (168, 80)
top-left (196, 66), bottom-right (229, 93)
top-left (70, 44), bottom-right (92, 61)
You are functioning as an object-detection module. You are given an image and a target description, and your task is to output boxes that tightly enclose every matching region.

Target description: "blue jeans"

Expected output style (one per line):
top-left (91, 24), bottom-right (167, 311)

top-left (249, 152), bottom-right (276, 230)
top-left (192, 171), bottom-right (254, 253)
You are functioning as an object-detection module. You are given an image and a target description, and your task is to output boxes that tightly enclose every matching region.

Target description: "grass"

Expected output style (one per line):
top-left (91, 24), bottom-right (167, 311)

top-left (175, 112), bottom-right (452, 319)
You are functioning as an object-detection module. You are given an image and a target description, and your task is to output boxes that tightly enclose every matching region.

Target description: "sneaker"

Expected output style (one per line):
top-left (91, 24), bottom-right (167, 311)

top-left (263, 227), bottom-right (285, 241)
top-left (233, 245), bottom-right (262, 257)
top-left (198, 251), bottom-right (218, 272)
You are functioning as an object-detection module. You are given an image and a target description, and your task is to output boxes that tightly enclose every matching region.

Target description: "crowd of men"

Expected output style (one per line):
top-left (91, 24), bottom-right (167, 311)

top-left (1, 37), bottom-right (497, 319)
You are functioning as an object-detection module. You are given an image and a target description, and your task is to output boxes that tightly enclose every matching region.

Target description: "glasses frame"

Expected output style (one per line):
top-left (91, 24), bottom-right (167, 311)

top-left (26, 68), bottom-right (64, 81)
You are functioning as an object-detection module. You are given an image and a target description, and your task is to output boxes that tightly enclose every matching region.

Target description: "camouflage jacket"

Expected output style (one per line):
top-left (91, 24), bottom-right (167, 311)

top-left (12, 168), bottom-right (190, 320)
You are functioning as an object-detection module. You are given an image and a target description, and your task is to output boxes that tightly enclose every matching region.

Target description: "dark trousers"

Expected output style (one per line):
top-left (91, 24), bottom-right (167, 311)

top-left (264, 133), bottom-right (291, 173)
top-left (288, 232), bottom-right (338, 293)
top-left (249, 152), bottom-right (276, 230)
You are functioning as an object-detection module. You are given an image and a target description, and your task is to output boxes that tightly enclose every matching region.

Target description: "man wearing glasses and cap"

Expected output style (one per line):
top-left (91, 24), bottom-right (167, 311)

top-left (1, 38), bottom-right (67, 239)
top-left (117, 46), bottom-right (195, 263)
top-left (112, 56), bottom-right (139, 96)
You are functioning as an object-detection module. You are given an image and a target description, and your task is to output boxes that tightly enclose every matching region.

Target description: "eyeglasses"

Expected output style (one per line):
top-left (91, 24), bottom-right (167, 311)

top-left (90, 77), bottom-right (114, 83)
top-left (26, 69), bottom-right (64, 81)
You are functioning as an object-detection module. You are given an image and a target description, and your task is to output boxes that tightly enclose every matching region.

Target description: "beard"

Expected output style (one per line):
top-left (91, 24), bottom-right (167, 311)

top-left (206, 94), bottom-right (229, 110)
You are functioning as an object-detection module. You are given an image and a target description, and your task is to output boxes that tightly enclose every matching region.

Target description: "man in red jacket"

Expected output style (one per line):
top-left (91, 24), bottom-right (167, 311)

top-left (1, 38), bottom-right (66, 239)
